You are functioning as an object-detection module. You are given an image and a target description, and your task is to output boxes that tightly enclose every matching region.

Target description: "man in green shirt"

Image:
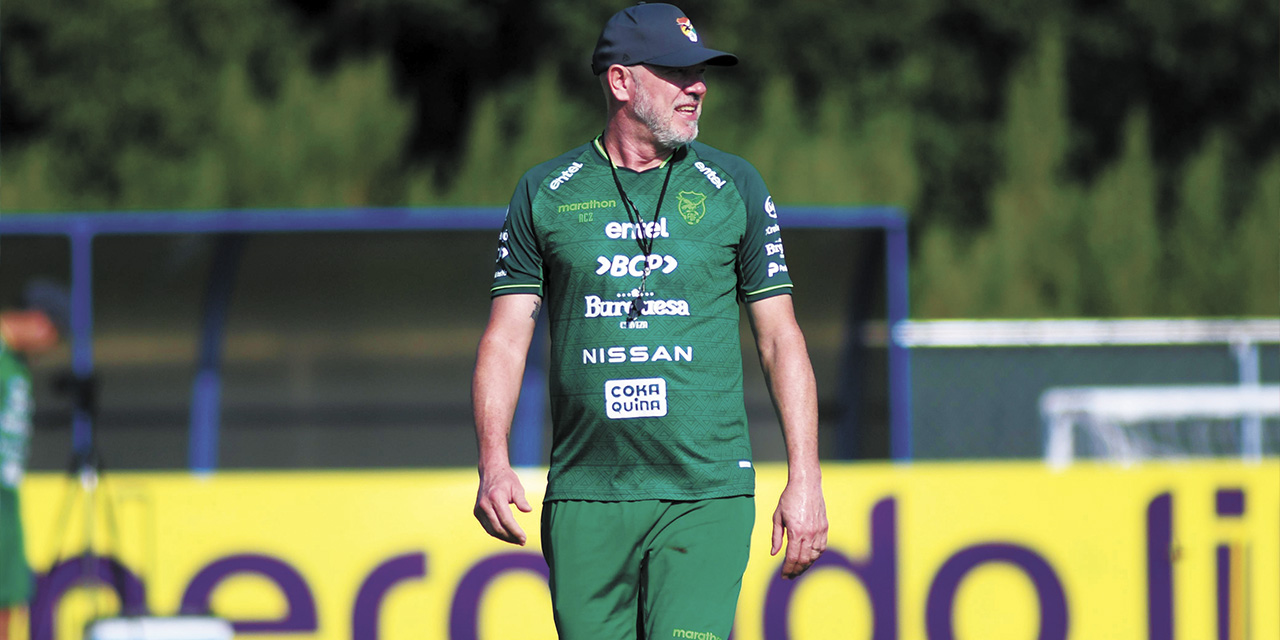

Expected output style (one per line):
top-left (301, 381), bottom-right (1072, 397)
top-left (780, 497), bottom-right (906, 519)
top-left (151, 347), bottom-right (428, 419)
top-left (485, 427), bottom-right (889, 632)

top-left (473, 4), bottom-right (826, 637)
top-left (0, 280), bottom-right (68, 640)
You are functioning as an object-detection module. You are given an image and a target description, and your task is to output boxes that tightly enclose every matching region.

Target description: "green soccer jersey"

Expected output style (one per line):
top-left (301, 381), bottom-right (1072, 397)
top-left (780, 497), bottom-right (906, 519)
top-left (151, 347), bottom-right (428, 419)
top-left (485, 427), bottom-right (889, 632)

top-left (491, 139), bottom-right (793, 501)
top-left (0, 339), bottom-right (32, 606)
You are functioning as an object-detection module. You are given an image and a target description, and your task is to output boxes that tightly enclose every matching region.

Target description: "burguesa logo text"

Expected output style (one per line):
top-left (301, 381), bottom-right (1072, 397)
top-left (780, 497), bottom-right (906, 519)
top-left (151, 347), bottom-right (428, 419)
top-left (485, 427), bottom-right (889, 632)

top-left (584, 296), bottom-right (690, 318)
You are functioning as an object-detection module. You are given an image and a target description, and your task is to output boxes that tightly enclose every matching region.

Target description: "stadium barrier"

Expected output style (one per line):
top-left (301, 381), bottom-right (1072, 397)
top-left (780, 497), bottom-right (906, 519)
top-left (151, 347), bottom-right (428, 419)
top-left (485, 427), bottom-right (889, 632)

top-left (22, 461), bottom-right (1279, 640)
top-left (0, 207), bottom-right (912, 466)
top-left (900, 318), bottom-right (1280, 459)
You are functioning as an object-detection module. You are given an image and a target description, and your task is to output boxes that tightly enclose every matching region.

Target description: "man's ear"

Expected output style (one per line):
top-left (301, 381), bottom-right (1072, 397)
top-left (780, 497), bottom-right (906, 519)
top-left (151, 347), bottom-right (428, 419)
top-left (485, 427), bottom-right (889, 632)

top-left (605, 65), bottom-right (633, 103)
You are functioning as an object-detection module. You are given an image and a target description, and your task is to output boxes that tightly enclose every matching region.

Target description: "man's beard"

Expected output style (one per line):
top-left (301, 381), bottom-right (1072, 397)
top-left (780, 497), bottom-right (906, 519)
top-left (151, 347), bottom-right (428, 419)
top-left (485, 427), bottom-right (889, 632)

top-left (633, 82), bottom-right (698, 150)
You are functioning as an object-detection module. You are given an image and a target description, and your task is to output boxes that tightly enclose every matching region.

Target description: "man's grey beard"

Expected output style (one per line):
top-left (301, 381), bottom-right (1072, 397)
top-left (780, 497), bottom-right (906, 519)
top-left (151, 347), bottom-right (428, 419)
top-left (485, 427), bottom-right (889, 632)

top-left (633, 82), bottom-right (698, 150)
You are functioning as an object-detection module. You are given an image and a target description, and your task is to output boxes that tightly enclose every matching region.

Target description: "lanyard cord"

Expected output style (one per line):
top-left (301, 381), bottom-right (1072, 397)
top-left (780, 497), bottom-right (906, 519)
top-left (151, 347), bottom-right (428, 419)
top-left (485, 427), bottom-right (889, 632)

top-left (601, 140), bottom-right (678, 323)
top-left (603, 143), bottom-right (677, 255)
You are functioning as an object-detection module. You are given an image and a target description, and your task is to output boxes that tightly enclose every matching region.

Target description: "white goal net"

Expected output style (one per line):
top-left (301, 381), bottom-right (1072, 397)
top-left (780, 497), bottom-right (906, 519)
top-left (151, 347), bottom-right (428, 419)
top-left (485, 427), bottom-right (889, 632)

top-left (1041, 384), bottom-right (1280, 465)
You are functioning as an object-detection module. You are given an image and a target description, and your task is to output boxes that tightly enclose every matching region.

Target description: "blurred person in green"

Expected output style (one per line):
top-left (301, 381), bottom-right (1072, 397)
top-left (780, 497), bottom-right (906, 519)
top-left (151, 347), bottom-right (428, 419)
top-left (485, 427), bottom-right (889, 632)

top-left (0, 280), bottom-right (69, 640)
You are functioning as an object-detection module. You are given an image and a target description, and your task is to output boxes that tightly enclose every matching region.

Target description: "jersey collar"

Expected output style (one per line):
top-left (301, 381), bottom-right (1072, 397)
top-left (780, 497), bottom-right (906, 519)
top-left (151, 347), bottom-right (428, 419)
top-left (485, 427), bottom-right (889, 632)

top-left (592, 135), bottom-right (687, 170)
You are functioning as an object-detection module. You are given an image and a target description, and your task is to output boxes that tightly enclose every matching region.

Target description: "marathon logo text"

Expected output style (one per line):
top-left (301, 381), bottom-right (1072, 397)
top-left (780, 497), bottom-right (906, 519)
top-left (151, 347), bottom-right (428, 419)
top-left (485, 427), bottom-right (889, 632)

top-left (557, 198), bottom-right (615, 213)
top-left (604, 377), bottom-right (667, 419)
top-left (548, 162), bottom-right (584, 190)
top-left (584, 295), bottom-right (690, 318)
top-left (694, 161), bottom-right (726, 190)
top-left (672, 631), bottom-right (721, 640)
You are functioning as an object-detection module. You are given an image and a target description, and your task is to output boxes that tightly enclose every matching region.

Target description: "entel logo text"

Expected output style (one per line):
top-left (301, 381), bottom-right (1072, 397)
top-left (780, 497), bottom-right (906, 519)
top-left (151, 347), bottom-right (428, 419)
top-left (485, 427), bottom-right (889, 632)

top-left (606, 218), bottom-right (670, 240)
top-left (548, 162), bottom-right (584, 190)
top-left (694, 161), bottom-right (726, 190)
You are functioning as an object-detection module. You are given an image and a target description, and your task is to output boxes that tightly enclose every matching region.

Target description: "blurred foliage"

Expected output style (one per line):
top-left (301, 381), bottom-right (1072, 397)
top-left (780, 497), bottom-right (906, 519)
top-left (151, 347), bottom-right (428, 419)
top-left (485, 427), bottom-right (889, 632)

top-left (1, 0), bottom-right (1276, 317)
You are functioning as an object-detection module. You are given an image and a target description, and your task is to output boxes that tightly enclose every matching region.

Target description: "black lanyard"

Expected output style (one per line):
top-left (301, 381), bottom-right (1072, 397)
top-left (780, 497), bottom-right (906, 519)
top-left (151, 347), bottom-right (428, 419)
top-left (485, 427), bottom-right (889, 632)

top-left (601, 140), bottom-right (678, 324)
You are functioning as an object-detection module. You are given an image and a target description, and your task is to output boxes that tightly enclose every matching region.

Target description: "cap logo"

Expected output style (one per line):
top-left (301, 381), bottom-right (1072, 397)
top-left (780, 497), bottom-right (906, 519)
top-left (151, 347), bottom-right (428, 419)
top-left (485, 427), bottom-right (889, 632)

top-left (676, 17), bottom-right (698, 43)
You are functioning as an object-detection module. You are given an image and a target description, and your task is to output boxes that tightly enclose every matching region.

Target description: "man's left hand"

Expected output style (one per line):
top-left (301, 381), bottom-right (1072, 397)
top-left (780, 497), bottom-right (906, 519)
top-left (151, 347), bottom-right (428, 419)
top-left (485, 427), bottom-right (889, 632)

top-left (770, 478), bottom-right (827, 579)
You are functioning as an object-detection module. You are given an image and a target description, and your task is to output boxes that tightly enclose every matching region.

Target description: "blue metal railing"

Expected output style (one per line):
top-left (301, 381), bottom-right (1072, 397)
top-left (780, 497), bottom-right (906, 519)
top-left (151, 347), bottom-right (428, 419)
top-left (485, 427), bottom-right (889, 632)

top-left (0, 206), bottom-right (911, 468)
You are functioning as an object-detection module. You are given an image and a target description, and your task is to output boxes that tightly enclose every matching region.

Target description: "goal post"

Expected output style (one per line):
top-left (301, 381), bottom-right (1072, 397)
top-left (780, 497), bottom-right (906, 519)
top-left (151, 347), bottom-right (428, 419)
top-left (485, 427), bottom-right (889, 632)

top-left (1041, 384), bottom-right (1280, 466)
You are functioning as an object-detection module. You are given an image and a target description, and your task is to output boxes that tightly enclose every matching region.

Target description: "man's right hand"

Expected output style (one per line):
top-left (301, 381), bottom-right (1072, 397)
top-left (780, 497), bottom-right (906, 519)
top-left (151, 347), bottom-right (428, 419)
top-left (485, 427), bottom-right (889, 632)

top-left (474, 465), bottom-right (533, 545)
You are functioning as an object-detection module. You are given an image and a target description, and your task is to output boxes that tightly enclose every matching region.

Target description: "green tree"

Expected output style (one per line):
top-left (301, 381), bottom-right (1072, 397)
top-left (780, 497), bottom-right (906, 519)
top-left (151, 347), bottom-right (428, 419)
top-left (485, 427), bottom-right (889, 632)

top-left (914, 24), bottom-right (1083, 317)
top-left (1078, 112), bottom-right (1161, 316)
top-left (1233, 156), bottom-right (1280, 315)
top-left (1, 0), bottom-right (302, 206)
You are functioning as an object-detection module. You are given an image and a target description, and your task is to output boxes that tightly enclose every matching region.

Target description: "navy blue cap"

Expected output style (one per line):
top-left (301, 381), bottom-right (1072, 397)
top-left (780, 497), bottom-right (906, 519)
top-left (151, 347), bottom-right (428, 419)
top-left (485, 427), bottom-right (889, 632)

top-left (591, 3), bottom-right (738, 75)
top-left (21, 279), bottom-right (71, 335)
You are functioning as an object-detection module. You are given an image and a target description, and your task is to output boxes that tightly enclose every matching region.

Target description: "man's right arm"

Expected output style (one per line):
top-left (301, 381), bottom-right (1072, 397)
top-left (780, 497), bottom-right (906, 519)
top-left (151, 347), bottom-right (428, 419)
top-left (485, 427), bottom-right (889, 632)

top-left (472, 293), bottom-right (542, 545)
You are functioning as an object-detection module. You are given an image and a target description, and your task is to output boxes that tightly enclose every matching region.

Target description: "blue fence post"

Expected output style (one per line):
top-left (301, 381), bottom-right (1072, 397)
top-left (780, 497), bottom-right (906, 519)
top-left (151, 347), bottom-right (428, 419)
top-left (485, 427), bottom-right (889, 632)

top-left (885, 222), bottom-right (913, 461)
top-left (189, 234), bottom-right (247, 472)
top-left (69, 227), bottom-right (96, 459)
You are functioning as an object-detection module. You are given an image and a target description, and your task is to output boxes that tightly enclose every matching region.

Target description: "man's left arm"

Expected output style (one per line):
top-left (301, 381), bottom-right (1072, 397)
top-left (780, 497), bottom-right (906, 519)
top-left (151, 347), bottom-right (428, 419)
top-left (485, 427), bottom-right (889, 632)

top-left (747, 294), bottom-right (828, 579)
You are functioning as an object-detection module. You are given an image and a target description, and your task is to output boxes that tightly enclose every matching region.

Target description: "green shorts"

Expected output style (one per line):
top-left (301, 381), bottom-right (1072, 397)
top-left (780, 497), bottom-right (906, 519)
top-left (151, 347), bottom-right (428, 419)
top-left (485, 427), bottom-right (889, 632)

top-left (541, 496), bottom-right (753, 640)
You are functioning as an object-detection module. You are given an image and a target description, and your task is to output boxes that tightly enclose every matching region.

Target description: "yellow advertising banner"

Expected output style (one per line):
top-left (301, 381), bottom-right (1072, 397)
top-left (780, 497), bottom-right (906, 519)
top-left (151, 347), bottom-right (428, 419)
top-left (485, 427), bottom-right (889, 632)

top-left (18, 461), bottom-right (1279, 640)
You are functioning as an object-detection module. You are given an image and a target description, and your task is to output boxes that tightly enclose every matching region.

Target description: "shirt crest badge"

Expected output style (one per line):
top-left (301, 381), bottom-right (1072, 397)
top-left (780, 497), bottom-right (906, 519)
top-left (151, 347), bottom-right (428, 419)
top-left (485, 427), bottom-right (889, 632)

top-left (677, 191), bottom-right (707, 225)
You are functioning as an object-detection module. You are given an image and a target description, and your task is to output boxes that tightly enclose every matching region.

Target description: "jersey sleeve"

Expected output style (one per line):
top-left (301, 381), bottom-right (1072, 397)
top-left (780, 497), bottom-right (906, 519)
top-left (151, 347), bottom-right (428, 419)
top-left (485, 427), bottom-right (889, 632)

top-left (735, 169), bottom-right (793, 302)
top-left (490, 173), bottom-right (544, 298)
top-left (0, 367), bottom-right (30, 489)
